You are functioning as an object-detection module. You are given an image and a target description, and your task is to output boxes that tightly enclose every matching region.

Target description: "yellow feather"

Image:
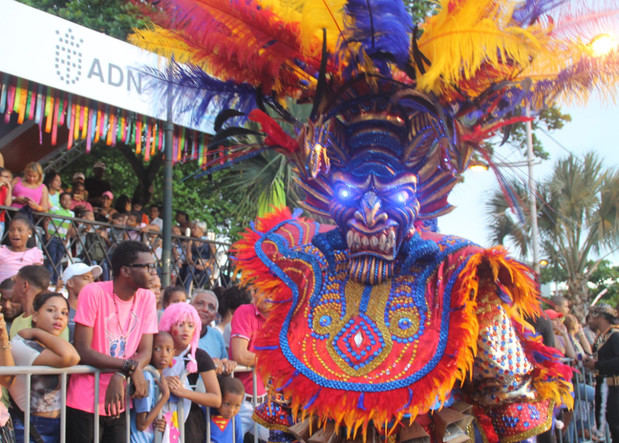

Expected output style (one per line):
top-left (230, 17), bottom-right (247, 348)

top-left (258, 0), bottom-right (346, 54)
top-left (416, 0), bottom-right (552, 95)
top-left (129, 28), bottom-right (197, 65)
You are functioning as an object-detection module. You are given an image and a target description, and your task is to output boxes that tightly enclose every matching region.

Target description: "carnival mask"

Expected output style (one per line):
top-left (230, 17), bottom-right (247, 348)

top-left (330, 170), bottom-right (420, 285)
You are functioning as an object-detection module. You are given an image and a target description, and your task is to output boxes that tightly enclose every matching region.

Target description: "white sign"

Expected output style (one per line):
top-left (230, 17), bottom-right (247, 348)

top-left (0, 0), bottom-right (213, 132)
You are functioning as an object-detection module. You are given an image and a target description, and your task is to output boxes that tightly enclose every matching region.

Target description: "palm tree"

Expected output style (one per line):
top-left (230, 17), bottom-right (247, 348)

top-left (218, 101), bottom-right (312, 220)
top-left (486, 152), bottom-right (618, 315)
top-left (220, 150), bottom-right (302, 217)
top-left (486, 180), bottom-right (532, 257)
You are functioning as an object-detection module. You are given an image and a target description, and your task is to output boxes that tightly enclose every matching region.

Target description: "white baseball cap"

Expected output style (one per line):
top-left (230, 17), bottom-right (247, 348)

top-left (62, 263), bottom-right (102, 283)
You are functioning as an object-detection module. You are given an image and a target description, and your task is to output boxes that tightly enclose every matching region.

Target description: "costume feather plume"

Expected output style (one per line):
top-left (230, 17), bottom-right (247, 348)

top-left (511, 0), bottom-right (568, 26)
top-left (543, 0), bottom-right (619, 42)
top-left (342, 0), bottom-right (413, 66)
top-left (131, 0), bottom-right (325, 96)
top-left (415, 0), bottom-right (549, 95)
top-left (259, 0), bottom-right (347, 53)
top-left (532, 49), bottom-right (619, 105)
top-left (521, 2), bottom-right (619, 104)
top-left (140, 60), bottom-right (259, 125)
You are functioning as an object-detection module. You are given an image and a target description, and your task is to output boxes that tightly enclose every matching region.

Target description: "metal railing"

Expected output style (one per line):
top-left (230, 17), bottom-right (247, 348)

top-left (556, 358), bottom-right (612, 443)
top-left (0, 206), bottom-right (232, 290)
top-left (2, 360), bottom-right (610, 442)
top-left (0, 365), bottom-right (125, 443)
top-left (0, 364), bottom-right (259, 443)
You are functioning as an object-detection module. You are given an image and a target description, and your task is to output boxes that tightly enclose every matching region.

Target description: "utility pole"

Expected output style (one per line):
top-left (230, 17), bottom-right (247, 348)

top-left (525, 104), bottom-right (540, 275)
top-left (162, 63), bottom-right (174, 286)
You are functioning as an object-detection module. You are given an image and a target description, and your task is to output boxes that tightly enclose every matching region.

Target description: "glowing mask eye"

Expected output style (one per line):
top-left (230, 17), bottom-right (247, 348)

top-left (392, 191), bottom-right (409, 204)
top-left (337, 187), bottom-right (353, 201)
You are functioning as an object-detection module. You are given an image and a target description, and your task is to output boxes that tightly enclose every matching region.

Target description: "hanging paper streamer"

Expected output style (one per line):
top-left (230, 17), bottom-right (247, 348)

top-left (0, 74), bottom-right (9, 114)
top-left (4, 83), bottom-right (15, 124)
top-left (144, 118), bottom-right (152, 162)
top-left (34, 85), bottom-right (43, 125)
top-left (51, 93), bottom-right (59, 146)
top-left (13, 78), bottom-right (22, 118)
top-left (86, 107), bottom-right (95, 153)
top-left (0, 73), bottom-right (210, 163)
top-left (151, 121), bottom-right (157, 156)
top-left (27, 84), bottom-right (36, 121)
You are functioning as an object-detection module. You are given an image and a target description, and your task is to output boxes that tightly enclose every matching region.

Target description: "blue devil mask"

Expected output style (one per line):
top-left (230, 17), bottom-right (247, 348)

top-left (298, 83), bottom-right (462, 284)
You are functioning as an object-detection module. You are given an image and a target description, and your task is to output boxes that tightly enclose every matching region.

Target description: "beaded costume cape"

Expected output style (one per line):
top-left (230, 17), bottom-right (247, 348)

top-left (233, 208), bottom-right (572, 440)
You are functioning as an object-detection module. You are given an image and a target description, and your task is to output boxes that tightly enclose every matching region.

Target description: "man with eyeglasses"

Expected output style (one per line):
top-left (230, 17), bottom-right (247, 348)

top-left (66, 241), bottom-right (159, 442)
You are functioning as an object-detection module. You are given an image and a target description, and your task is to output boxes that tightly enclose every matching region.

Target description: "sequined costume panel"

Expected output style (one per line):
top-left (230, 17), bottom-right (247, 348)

top-left (473, 303), bottom-right (535, 406)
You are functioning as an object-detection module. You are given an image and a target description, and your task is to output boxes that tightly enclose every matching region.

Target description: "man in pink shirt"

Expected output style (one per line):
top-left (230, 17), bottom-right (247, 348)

top-left (67, 241), bottom-right (158, 442)
top-left (230, 296), bottom-right (269, 441)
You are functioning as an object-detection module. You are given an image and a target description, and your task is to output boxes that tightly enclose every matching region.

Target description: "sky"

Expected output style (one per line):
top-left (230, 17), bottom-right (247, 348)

top-left (438, 95), bottom-right (618, 265)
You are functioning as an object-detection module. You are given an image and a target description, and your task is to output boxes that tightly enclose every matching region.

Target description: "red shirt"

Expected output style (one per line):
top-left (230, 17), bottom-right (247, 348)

top-left (230, 303), bottom-right (266, 396)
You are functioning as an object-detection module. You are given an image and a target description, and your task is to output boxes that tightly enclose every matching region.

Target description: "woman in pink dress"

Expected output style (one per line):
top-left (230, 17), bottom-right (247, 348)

top-left (11, 162), bottom-right (49, 213)
top-left (0, 215), bottom-right (44, 283)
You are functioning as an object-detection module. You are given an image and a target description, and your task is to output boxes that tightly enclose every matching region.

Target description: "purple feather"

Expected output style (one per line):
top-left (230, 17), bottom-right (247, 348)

top-left (534, 51), bottom-right (619, 105)
top-left (343, 0), bottom-right (413, 66)
top-left (144, 61), bottom-right (258, 126)
top-left (511, 0), bottom-right (568, 26)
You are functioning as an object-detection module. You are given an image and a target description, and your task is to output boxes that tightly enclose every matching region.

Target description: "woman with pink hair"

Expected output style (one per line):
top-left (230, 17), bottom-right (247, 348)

top-left (159, 303), bottom-right (221, 443)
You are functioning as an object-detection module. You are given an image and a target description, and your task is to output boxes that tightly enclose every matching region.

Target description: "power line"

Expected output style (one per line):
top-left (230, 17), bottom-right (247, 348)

top-left (538, 127), bottom-right (577, 158)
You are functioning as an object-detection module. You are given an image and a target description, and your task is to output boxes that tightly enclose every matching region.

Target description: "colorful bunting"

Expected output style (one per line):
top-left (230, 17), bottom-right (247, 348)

top-left (1, 75), bottom-right (212, 162)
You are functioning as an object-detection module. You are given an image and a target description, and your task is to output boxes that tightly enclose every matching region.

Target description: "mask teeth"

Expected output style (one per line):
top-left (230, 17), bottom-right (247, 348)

top-left (349, 256), bottom-right (394, 285)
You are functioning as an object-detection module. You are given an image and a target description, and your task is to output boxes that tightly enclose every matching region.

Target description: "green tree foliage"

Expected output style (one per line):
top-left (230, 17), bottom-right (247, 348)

top-left (220, 151), bottom-right (301, 218)
top-left (58, 143), bottom-right (139, 203)
top-left (487, 152), bottom-right (618, 315)
top-left (154, 165), bottom-right (248, 238)
top-left (587, 260), bottom-right (619, 307)
top-left (18, 0), bottom-right (148, 40)
top-left (404, 0), bottom-right (437, 22)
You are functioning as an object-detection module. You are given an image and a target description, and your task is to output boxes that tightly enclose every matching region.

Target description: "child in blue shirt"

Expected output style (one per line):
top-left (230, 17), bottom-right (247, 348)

top-left (210, 376), bottom-right (244, 443)
top-left (130, 332), bottom-right (173, 443)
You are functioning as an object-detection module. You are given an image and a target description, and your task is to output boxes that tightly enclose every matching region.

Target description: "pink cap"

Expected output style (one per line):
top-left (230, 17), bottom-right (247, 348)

top-left (544, 309), bottom-right (563, 320)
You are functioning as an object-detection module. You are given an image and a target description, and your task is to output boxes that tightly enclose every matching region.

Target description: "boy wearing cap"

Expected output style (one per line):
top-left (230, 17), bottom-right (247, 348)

top-left (71, 172), bottom-right (88, 199)
top-left (63, 263), bottom-right (102, 342)
top-left (94, 191), bottom-right (117, 221)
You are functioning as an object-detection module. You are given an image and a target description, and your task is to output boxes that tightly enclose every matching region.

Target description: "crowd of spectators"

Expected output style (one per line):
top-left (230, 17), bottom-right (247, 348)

top-left (539, 296), bottom-right (619, 443)
top-left (0, 162), bottom-right (263, 442)
top-left (0, 161), bottom-right (219, 290)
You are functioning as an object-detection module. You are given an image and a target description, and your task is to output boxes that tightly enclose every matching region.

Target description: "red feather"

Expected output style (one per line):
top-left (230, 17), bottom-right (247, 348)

top-left (138, 0), bottom-right (323, 94)
top-left (249, 109), bottom-right (299, 153)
